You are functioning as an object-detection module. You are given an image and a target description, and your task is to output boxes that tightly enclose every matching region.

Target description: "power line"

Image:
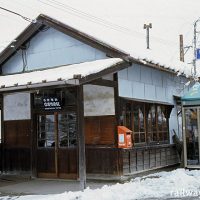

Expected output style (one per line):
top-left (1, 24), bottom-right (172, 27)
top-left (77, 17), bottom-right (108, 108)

top-left (43, 0), bottom-right (130, 32)
top-left (38, 0), bottom-right (178, 47)
top-left (38, 0), bottom-right (133, 35)
top-left (0, 6), bottom-right (36, 23)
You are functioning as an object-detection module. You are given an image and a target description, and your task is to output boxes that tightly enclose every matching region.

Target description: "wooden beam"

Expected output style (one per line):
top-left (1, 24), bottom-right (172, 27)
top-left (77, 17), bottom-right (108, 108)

top-left (77, 85), bottom-right (86, 190)
top-left (79, 61), bottom-right (130, 85)
top-left (89, 78), bottom-right (117, 87)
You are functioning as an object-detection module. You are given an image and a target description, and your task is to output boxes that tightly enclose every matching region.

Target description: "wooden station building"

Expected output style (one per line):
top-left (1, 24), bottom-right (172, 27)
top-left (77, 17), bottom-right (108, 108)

top-left (0, 14), bottom-right (186, 180)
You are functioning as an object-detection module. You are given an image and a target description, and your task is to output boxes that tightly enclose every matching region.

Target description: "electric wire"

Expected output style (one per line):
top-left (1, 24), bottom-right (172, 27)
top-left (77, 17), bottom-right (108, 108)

top-left (0, 1), bottom-right (195, 48)
top-left (0, 6), bottom-right (35, 23)
top-left (41, 0), bottom-right (131, 32)
top-left (38, 0), bottom-right (178, 47)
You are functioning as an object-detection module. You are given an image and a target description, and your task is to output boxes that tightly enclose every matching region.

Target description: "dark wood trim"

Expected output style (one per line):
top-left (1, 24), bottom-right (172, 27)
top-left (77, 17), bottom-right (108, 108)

top-left (0, 23), bottom-right (41, 66)
top-left (89, 78), bottom-right (117, 87)
top-left (1, 94), bottom-right (4, 173)
top-left (31, 93), bottom-right (37, 178)
top-left (80, 61), bottom-right (130, 85)
top-left (54, 112), bottom-right (59, 177)
top-left (77, 85), bottom-right (86, 189)
top-left (0, 84), bottom-right (78, 94)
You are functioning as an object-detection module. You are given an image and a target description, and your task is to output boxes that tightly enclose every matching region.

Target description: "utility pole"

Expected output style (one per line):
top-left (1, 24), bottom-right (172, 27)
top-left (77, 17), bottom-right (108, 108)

top-left (179, 35), bottom-right (184, 62)
top-left (194, 20), bottom-right (197, 76)
top-left (144, 23), bottom-right (152, 49)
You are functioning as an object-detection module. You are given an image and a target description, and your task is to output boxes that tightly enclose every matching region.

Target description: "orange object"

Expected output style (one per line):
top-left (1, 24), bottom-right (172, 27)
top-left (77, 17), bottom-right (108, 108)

top-left (118, 126), bottom-right (133, 148)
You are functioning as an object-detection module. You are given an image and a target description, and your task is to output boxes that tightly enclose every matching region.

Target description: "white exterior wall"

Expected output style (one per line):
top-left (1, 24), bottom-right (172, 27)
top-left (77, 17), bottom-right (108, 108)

top-left (3, 92), bottom-right (31, 121)
top-left (83, 84), bottom-right (115, 116)
top-left (2, 27), bottom-right (107, 74)
top-left (118, 63), bottom-right (189, 141)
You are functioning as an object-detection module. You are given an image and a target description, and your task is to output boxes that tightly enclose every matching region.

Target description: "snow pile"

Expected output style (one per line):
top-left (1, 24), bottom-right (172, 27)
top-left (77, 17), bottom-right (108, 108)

top-left (5, 169), bottom-right (200, 200)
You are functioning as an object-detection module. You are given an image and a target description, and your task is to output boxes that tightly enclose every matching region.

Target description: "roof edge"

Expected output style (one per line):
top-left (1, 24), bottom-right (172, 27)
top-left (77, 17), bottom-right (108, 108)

top-left (0, 13), bottom-right (183, 76)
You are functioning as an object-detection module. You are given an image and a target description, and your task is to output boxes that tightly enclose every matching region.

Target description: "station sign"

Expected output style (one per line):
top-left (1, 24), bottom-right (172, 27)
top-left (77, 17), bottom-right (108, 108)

top-left (196, 49), bottom-right (200, 59)
top-left (42, 97), bottom-right (62, 111)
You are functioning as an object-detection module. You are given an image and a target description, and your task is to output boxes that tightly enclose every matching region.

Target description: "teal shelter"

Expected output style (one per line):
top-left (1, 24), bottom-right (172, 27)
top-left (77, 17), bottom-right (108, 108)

top-left (182, 82), bottom-right (200, 106)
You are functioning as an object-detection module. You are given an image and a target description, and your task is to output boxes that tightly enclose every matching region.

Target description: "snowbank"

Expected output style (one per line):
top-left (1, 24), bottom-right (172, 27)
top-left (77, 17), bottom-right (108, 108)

top-left (4, 169), bottom-right (200, 200)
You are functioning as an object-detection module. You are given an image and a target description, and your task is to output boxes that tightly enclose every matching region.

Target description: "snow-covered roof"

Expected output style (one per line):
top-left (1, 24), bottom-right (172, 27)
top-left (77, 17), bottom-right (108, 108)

top-left (0, 0), bottom-right (200, 77)
top-left (0, 58), bottom-right (123, 91)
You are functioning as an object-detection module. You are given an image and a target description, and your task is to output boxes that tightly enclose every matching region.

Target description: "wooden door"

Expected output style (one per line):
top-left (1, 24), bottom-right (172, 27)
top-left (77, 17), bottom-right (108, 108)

top-left (36, 112), bottom-right (78, 179)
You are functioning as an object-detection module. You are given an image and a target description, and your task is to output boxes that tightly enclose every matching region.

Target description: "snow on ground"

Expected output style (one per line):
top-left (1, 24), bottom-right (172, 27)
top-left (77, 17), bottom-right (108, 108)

top-left (2, 169), bottom-right (200, 200)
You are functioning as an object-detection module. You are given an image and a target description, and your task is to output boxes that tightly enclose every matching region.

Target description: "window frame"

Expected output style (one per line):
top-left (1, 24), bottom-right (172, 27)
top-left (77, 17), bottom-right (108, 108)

top-left (120, 98), bottom-right (170, 146)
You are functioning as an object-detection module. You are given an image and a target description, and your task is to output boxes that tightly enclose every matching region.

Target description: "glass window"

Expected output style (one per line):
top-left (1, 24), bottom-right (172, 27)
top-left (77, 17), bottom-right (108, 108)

top-left (120, 99), bottom-right (170, 145)
top-left (185, 108), bottom-right (199, 165)
top-left (125, 103), bottom-right (132, 129)
top-left (38, 115), bottom-right (55, 147)
top-left (133, 104), bottom-right (145, 143)
top-left (58, 112), bottom-right (77, 147)
top-left (157, 105), bottom-right (168, 141)
top-left (37, 112), bottom-right (77, 148)
top-left (148, 105), bottom-right (157, 142)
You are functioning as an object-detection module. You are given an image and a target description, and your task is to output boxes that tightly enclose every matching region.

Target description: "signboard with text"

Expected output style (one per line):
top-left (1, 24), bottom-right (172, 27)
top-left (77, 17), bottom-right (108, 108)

top-left (196, 49), bottom-right (200, 59)
top-left (42, 97), bottom-right (62, 111)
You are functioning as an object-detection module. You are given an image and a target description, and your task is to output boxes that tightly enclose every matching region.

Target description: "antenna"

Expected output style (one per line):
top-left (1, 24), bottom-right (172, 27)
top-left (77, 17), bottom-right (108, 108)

top-left (144, 23), bottom-right (152, 49)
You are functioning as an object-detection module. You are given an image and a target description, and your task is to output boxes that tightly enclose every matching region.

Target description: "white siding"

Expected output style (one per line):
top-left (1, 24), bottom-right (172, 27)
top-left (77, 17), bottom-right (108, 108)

top-left (2, 28), bottom-right (107, 74)
top-left (118, 63), bottom-right (188, 104)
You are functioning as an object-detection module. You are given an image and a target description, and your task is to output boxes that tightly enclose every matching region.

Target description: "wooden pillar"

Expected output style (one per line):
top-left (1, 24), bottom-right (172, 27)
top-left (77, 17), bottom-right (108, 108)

top-left (114, 73), bottom-right (119, 146)
top-left (54, 112), bottom-right (59, 177)
top-left (77, 85), bottom-right (86, 190)
top-left (31, 93), bottom-right (37, 178)
top-left (0, 95), bottom-right (4, 173)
